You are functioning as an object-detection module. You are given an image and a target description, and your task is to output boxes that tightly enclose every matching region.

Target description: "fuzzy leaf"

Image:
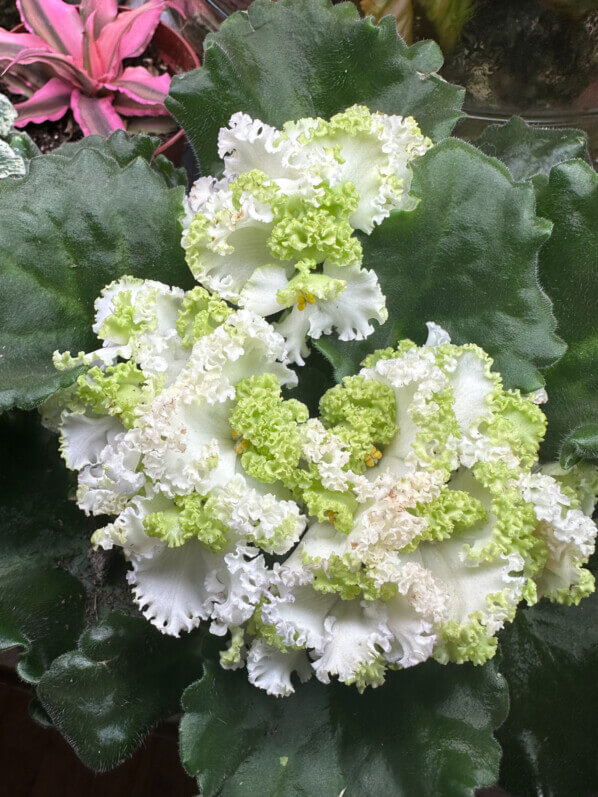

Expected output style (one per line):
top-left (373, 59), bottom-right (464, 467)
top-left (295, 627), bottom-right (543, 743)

top-left (317, 139), bottom-right (565, 392)
top-left (535, 160), bottom-right (598, 463)
top-left (0, 413), bottom-right (89, 683)
top-left (37, 610), bottom-right (205, 771)
top-left (54, 129), bottom-right (187, 188)
top-left (497, 556), bottom-right (598, 797)
top-left (166, 0), bottom-right (464, 176)
top-left (476, 116), bottom-right (591, 183)
top-left (0, 147), bottom-right (192, 412)
top-left (180, 659), bottom-right (507, 797)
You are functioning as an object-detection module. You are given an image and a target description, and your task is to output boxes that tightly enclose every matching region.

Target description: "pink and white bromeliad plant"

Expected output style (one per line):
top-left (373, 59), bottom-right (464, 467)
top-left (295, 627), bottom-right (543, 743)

top-left (0, 0), bottom-right (185, 135)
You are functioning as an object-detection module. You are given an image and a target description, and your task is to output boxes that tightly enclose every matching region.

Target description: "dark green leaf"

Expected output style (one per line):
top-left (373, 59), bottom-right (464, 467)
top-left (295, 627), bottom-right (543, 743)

top-left (497, 558), bottom-right (598, 797)
top-left (560, 424), bottom-right (598, 468)
top-left (0, 567), bottom-right (86, 685)
top-left (37, 610), bottom-right (206, 771)
top-left (0, 148), bottom-right (193, 412)
top-left (0, 413), bottom-right (89, 683)
top-left (317, 139), bottom-right (565, 392)
top-left (28, 696), bottom-right (53, 728)
top-left (535, 160), bottom-right (598, 462)
top-left (476, 116), bottom-right (590, 183)
top-left (180, 659), bottom-right (507, 797)
top-left (54, 130), bottom-right (187, 189)
top-left (284, 347), bottom-right (336, 416)
top-left (166, 0), bottom-right (464, 176)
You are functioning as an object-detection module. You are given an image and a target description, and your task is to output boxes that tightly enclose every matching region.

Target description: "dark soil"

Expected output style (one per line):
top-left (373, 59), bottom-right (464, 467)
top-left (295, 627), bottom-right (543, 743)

top-left (123, 40), bottom-right (170, 76)
top-left (440, 0), bottom-right (598, 111)
top-left (0, 0), bottom-right (19, 30)
top-left (0, 79), bottom-right (83, 152)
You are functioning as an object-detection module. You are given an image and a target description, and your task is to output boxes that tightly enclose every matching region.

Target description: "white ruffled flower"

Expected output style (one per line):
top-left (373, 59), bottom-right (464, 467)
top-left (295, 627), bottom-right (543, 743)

top-left (45, 278), bottom-right (308, 640)
top-left (182, 105), bottom-right (431, 363)
top-left (241, 324), bottom-right (586, 693)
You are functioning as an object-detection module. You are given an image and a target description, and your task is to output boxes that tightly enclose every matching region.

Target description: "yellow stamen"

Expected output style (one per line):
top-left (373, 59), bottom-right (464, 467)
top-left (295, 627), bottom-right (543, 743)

top-left (234, 439), bottom-right (250, 454)
top-left (297, 295), bottom-right (307, 311)
top-left (305, 293), bottom-right (316, 305)
top-left (325, 509), bottom-right (337, 524)
top-left (365, 447), bottom-right (382, 467)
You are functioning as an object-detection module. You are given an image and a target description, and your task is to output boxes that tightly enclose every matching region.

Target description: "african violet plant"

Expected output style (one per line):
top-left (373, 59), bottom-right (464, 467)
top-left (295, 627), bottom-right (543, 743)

top-left (0, 0), bottom-right (597, 794)
top-left (0, 0), bottom-right (182, 135)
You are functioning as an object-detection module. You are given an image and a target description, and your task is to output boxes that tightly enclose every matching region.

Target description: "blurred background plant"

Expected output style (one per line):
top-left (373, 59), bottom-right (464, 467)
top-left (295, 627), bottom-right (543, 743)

top-left (361, 0), bottom-right (598, 162)
top-left (0, 91), bottom-right (35, 176)
top-left (0, 0), bottom-right (183, 136)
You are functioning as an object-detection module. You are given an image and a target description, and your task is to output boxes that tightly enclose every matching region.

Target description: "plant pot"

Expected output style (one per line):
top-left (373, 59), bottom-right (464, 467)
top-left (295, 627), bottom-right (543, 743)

top-left (151, 20), bottom-right (201, 164)
top-left (10, 16), bottom-right (201, 165)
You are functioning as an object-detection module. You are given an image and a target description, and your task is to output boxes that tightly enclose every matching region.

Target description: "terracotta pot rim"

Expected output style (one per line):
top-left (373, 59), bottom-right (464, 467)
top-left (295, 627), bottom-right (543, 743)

top-left (10, 15), bottom-right (201, 161)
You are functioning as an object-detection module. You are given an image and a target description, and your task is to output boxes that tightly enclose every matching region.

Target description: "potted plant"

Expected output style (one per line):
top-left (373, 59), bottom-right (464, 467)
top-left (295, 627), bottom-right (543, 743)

top-left (0, 1), bottom-right (596, 795)
top-left (0, 0), bottom-right (200, 158)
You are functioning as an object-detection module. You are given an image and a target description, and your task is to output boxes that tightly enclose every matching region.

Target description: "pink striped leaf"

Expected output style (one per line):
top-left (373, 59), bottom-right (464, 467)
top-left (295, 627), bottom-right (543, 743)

top-left (16, 0), bottom-right (83, 62)
top-left (71, 90), bottom-right (125, 135)
top-left (1, 68), bottom-right (44, 96)
top-left (112, 92), bottom-right (170, 117)
top-left (80, 0), bottom-right (118, 34)
top-left (12, 76), bottom-right (72, 125)
top-left (98, 1), bottom-right (163, 77)
top-left (0, 29), bottom-right (49, 60)
top-left (82, 12), bottom-right (106, 81)
top-left (107, 66), bottom-right (170, 105)
top-left (6, 49), bottom-right (96, 93)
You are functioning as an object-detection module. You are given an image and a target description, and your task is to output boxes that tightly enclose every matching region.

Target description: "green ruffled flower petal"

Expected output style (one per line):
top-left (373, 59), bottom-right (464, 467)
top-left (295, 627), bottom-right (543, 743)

top-left (176, 286), bottom-right (233, 348)
top-left (98, 288), bottom-right (144, 344)
top-left (231, 373), bottom-right (309, 485)
top-left (267, 180), bottom-right (362, 267)
top-left (144, 493), bottom-right (230, 552)
top-left (319, 375), bottom-right (398, 473)
top-left (75, 361), bottom-right (163, 429)
top-left (405, 488), bottom-right (488, 552)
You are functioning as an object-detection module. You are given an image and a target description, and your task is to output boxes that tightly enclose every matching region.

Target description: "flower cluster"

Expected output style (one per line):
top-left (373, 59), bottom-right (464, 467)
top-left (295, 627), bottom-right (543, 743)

top-left (44, 277), bottom-right (307, 637)
top-left (181, 105), bottom-right (432, 364)
top-left (242, 326), bottom-right (598, 695)
top-left (46, 281), bottom-right (598, 697)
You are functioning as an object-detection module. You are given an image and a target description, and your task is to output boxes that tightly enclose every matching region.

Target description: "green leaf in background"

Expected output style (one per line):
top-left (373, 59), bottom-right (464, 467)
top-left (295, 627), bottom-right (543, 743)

top-left (0, 413), bottom-right (88, 683)
top-left (284, 346), bottom-right (336, 416)
top-left (534, 160), bottom-right (598, 463)
top-left (166, 0), bottom-right (464, 176)
top-left (417, 0), bottom-right (478, 51)
top-left (0, 147), bottom-right (193, 412)
top-left (37, 610), bottom-right (206, 771)
top-left (180, 659), bottom-right (507, 797)
top-left (560, 425), bottom-right (598, 469)
top-left (497, 557), bottom-right (598, 797)
top-left (317, 138), bottom-right (565, 392)
top-left (476, 116), bottom-right (591, 183)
